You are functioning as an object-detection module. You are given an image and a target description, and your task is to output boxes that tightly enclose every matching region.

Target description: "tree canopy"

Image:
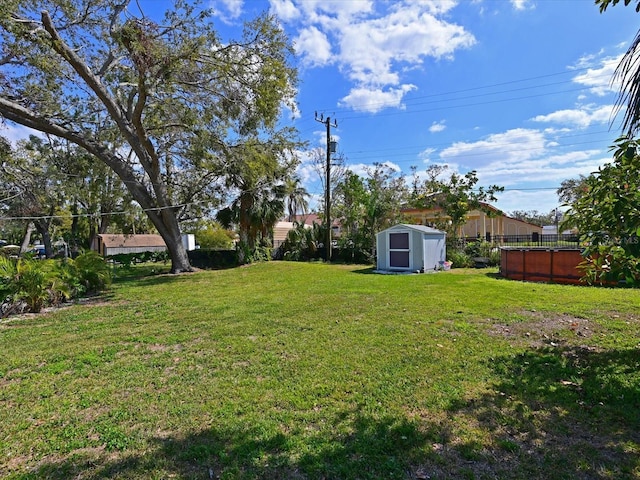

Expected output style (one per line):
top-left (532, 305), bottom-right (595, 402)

top-left (332, 164), bottom-right (408, 262)
top-left (410, 165), bottom-right (504, 241)
top-left (0, 0), bottom-right (299, 272)
top-left (563, 137), bottom-right (640, 286)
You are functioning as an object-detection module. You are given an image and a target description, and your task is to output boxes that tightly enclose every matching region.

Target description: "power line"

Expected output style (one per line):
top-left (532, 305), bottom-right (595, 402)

top-left (303, 65), bottom-right (614, 119)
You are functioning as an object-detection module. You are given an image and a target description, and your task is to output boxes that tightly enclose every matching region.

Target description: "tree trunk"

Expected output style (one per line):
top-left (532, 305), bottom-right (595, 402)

top-left (146, 208), bottom-right (192, 273)
top-left (19, 223), bottom-right (35, 255)
top-left (33, 218), bottom-right (53, 258)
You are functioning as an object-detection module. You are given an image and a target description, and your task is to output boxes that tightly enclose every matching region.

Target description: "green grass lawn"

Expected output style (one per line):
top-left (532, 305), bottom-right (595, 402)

top-left (1, 262), bottom-right (639, 479)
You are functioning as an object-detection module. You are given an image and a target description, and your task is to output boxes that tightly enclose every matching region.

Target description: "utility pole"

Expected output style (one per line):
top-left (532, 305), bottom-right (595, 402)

top-left (315, 112), bottom-right (338, 262)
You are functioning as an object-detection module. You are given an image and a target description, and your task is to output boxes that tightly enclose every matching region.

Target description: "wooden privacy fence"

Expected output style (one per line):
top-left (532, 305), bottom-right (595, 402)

top-left (500, 247), bottom-right (584, 285)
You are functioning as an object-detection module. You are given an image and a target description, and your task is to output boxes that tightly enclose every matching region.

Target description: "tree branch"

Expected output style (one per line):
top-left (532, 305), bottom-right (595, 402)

top-left (39, 10), bottom-right (153, 173)
top-left (0, 96), bottom-right (158, 220)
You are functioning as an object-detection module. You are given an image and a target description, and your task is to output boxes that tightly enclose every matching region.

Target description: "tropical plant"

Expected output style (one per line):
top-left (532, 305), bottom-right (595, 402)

top-left (0, 257), bottom-right (66, 313)
top-left (597, 0), bottom-right (640, 134)
top-left (281, 222), bottom-right (319, 261)
top-left (71, 251), bottom-right (112, 294)
top-left (217, 139), bottom-right (297, 263)
top-left (563, 137), bottom-right (640, 286)
top-left (285, 176), bottom-right (309, 222)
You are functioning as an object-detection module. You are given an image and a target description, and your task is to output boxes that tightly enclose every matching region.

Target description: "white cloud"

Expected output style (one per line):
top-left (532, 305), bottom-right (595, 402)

top-left (510, 0), bottom-right (533, 10)
top-left (531, 105), bottom-right (615, 128)
top-left (275, 1), bottom-right (475, 111)
top-left (209, 0), bottom-right (243, 22)
top-left (339, 84), bottom-right (416, 113)
top-left (571, 54), bottom-right (621, 96)
top-left (428, 125), bottom-right (613, 214)
top-left (495, 190), bottom-right (560, 215)
top-left (439, 128), bottom-right (548, 166)
top-left (419, 147), bottom-right (437, 162)
top-left (0, 123), bottom-right (42, 146)
top-left (429, 120), bottom-right (446, 133)
top-left (269, 0), bottom-right (300, 21)
top-left (294, 26), bottom-right (332, 67)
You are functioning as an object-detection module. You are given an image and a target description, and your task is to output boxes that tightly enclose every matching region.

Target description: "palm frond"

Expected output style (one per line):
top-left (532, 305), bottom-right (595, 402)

top-left (613, 28), bottom-right (640, 135)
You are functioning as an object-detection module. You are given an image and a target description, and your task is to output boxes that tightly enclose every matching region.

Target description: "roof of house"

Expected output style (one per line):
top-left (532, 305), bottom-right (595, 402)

top-left (97, 234), bottom-right (166, 248)
top-left (291, 213), bottom-right (340, 227)
top-left (402, 202), bottom-right (542, 229)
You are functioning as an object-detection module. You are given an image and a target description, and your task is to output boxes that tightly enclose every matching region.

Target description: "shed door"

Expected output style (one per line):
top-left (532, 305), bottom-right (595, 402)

top-left (388, 232), bottom-right (410, 269)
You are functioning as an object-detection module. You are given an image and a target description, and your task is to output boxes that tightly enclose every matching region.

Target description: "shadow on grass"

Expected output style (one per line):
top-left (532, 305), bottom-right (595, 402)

top-left (442, 344), bottom-right (640, 479)
top-left (350, 266), bottom-right (377, 274)
top-left (12, 346), bottom-right (640, 479)
top-left (483, 271), bottom-right (503, 280)
top-left (112, 269), bottom-right (197, 287)
top-left (19, 409), bottom-right (432, 480)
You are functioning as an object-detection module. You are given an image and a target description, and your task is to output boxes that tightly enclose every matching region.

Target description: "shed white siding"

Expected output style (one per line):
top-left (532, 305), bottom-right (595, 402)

top-left (376, 224), bottom-right (446, 272)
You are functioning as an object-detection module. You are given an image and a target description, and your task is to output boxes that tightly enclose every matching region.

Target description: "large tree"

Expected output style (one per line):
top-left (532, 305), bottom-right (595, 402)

top-left (216, 137), bottom-right (298, 263)
top-left (557, 175), bottom-right (589, 205)
top-left (0, 0), bottom-right (298, 273)
top-left (508, 210), bottom-right (557, 227)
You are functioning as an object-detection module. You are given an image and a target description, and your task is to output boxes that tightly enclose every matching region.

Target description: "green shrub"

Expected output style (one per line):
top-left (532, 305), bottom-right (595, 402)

top-left (195, 223), bottom-right (235, 250)
top-left (282, 222), bottom-right (318, 261)
top-left (72, 251), bottom-right (112, 294)
top-left (0, 252), bottom-right (111, 316)
top-left (447, 250), bottom-right (473, 268)
top-left (464, 240), bottom-right (493, 259)
top-left (0, 257), bottom-right (66, 313)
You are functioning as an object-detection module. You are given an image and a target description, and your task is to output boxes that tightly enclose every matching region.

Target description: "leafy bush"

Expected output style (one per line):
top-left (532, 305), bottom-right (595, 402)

top-left (195, 223), bottom-right (235, 250)
top-left (0, 252), bottom-right (111, 316)
top-left (447, 250), bottom-right (473, 268)
top-left (108, 250), bottom-right (169, 267)
top-left (464, 240), bottom-right (493, 258)
top-left (187, 249), bottom-right (238, 269)
top-left (281, 222), bottom-right (318, 261)
top-left (72, 251), bottom-right (112, 294)
top-left (488, 248), bottom-right (501, 267)
top-left (0, 257), bottom-right (66, 313)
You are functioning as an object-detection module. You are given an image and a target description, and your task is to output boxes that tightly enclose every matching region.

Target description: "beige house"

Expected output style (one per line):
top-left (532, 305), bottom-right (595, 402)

top-left (273, 221), bottom-right (298, 249)
top-left (402, 203), bottom-right (542, 240)
top-left (273, 214), bottom-right (343, 249)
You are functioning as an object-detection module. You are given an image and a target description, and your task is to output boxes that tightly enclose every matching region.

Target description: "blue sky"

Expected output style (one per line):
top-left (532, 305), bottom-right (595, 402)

top-left (3, 0), bottom-right (638, 216)
top-left (206, 0), bottom-right (639, 215)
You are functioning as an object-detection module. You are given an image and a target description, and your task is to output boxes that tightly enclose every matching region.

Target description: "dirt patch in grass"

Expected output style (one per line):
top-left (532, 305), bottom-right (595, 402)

top-left (488, 310), bottom-right (602, 347)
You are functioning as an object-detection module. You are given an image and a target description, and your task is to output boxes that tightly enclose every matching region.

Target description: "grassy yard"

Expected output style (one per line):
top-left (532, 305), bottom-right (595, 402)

top-left (1, 262), bottom-right (639, 479)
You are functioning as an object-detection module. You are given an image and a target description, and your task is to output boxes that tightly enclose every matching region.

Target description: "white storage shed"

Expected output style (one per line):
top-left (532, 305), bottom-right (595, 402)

top-left (376, 224), bottom-right (446, 272)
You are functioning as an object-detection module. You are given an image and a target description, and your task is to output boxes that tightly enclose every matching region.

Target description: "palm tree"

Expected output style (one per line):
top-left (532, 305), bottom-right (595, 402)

top-left (217, 182), bottom-right (286, 263)
top-left (285, 176), bottom-right (309, 222)
top-left (598, 0), bottom-right (640, 134)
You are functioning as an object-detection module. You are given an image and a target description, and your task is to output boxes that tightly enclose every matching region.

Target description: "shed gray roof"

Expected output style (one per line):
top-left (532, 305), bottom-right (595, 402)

top-left (383, 224), bottom-right (446, 235)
